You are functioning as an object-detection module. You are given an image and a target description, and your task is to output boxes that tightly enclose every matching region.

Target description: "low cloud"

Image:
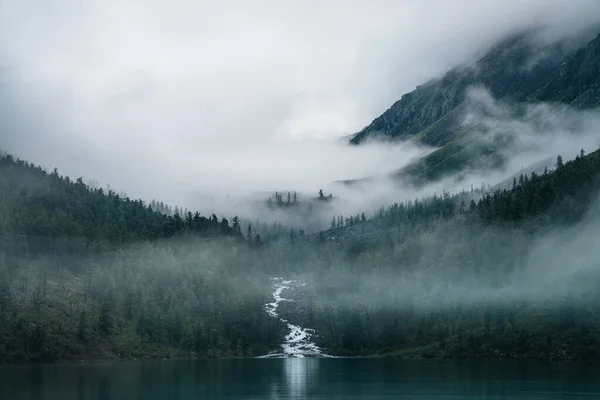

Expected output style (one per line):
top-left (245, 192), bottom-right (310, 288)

top-left (1, 0), bottom-right (600, 220)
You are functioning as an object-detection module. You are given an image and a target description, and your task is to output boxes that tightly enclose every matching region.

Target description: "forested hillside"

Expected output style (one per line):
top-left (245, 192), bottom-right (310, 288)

top-left (321, 149), bottom-right (596, 244)
top-left (0, 155), bottom-right (267, 252)
top-left (0, 154), bottom-right (280, 362)
top-left (293, 148), bottom-right (600, 360)
top-left (2, 145), bottom-right (600, 362)
top-left (3, 0), bottom-right (600, 368)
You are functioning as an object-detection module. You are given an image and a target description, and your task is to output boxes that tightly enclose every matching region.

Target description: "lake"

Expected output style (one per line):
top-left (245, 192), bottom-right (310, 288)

top-left (1, 358), bottom-right (599, 399)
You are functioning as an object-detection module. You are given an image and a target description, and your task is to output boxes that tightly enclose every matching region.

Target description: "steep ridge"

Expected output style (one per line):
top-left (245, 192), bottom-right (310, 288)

top-left (534, 32), bottom-right (600, 108)
top-left (350, 31), bottom-right (579, 146)
top-left (348, 29), bottom-right (600, 185)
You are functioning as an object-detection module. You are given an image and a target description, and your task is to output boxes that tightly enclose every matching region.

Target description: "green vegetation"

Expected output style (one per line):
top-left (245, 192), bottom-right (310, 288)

top-left (2, 27), bottom-right (600, 361)
top-left (3, 146), bottom-right (600, 362)
top-left (0, 155), bottom-right (266, 252)
top-left (0, 155), bottom-right (280, 362)
top-left (296, 149), bottom-right (600, 361)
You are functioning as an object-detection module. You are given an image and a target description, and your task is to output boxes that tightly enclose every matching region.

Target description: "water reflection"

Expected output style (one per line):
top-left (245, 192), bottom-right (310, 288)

top-left (1, 359), bottom-right (600, 399)
top-left (281, 358), bottom-right (319, 398)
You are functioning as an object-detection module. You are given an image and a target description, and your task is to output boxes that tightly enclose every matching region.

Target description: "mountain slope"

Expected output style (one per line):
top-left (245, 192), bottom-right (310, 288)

top-left (348, 30), bottom-right (600, 184)
top-left (0, 154), bottom-right (283, 362)
top-left (534, 32), bottom-right (600, 107)
top-left (2, 146), bottom-right (600, 362)
top-left (303, 148), bottom-right (600, 360)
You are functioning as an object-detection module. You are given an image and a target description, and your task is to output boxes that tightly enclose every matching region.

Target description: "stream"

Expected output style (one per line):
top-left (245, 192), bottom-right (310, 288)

top-left (259, 277), bottom-right (331, 358)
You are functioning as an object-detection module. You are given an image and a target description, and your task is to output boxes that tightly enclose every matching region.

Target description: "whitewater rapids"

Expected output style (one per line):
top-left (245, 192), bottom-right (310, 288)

top-left (259, 277), bottom-right (332, 358)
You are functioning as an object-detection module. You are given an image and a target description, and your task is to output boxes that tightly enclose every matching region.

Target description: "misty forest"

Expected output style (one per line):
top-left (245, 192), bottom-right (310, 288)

top-left (2, 26), bottom-right (600, 364)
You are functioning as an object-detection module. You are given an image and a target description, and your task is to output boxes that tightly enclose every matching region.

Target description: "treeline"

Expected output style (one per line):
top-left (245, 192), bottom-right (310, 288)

top-left (0, 154), bottom-right (265, 260)
top-left (324, 150), bottom-right (598, 236)
top-left (2, 146), bottom-right (600, 362)
top-left (280, 148), bottom-right (600, 361)
top-left (267, 191), bottom-right (298, 208)
top-left (0, 154), bottom-right (281, 362)
top-left (475, 151), bottom-right (596, 224)
top-left (266, 189), bottom-right (334, 210)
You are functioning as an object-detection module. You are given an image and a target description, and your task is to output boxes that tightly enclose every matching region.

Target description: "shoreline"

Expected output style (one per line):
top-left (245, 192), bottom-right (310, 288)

top-left (2, 352), bottom-right (600, 366)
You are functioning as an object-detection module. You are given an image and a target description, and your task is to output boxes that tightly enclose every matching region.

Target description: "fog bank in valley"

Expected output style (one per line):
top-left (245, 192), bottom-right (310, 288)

top-left (2, 0), bottom-right (600, 223)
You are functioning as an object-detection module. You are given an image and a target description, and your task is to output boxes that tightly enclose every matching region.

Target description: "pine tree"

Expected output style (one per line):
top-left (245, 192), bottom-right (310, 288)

top-left (232, 216), bottom-right (242, 237)
top-left (220, 218), bottom-right (230, 235)
top-left (470, 199), bottom-right (477, 212)
top-left (186, 212), bottom-right (193, 229)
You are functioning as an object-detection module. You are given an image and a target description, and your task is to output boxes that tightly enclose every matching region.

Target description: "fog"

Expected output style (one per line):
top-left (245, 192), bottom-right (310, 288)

top-left (2, 0), bottom-right (600, 220)
top-left (282, 194), bottom-right (600, 320)
top-left (143, 85), bottom-right (600, 231)
top-left (425, 87), bottom-right (600, 192)
top-left (262, 89), bottom-right (600, 230)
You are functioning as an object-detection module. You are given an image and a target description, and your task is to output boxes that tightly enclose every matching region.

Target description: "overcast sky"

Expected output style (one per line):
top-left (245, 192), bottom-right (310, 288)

top-left (1, 0), bottom-right (600, 206)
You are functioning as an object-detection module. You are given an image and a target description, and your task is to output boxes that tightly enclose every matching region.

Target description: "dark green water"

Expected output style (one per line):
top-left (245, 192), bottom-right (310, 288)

top-left (1, 358), bottom-right (599, 399)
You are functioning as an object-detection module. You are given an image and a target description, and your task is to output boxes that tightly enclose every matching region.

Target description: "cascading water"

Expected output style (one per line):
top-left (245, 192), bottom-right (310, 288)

top-left (259, 277), bottom-right (332, 358)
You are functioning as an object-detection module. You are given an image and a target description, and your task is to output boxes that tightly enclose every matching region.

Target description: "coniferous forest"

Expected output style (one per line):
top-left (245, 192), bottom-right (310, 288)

top-left (2, 146), bottom-right (600, 362)
top-left (3, 19), bottom-right (600, 365)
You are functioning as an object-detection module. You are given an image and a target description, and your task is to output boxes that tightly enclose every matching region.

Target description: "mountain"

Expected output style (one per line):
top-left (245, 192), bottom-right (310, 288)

top-left (348, 29), bottom-right (600, 184)
top-left (0, 154), bottom-right (284, 362)
top-left (306, 148), bottom-right (600, 359)
top-left (534, 31), bottom-right (600, 107)
top-left (3, 29), bottom-right (600, 364)
top-left (2, 146), bottom-right (600, 362)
